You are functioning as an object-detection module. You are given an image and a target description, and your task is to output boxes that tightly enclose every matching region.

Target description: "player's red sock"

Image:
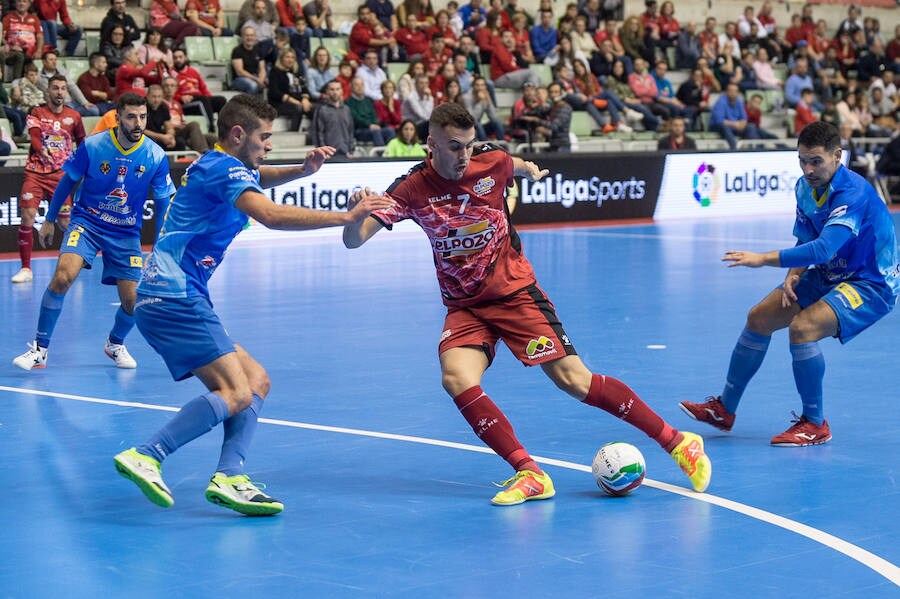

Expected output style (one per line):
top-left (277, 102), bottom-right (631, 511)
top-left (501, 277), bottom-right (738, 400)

top-left (453, 386), bottom-right (542, 474)
top-left (583, 374), bottom-right (680, 451)
top-left (18, 225), bottom-right (32, 269)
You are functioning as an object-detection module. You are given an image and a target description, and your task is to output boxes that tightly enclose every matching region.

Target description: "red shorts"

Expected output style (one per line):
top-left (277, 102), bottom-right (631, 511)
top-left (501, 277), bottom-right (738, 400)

top-left (439, 284), bottom-right (578, 366)
top-left (20, 170), bottom-right (71, 215)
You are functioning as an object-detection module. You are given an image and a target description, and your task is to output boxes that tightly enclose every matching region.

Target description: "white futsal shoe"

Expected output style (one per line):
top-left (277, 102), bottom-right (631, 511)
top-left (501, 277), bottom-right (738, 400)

top-left (13, 342), bottom-right (48, 370)
top-left (105, 340), bottom-right (137, 369)
top-left (11, 267), bottom-right (33, 283)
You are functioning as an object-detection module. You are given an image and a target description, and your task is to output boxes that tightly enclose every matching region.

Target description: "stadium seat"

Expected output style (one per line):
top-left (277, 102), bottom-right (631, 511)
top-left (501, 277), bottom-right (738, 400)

top-left (184, 36), bottom-right (216, 64)
top-left (385, 62), bottom-right (409, 82)
top-left (569, 111), bottom-right (595, 137)
top-left (184, 114), bottom-right (209, 133)
top-left (212, 36), bottom-right (239, 62)
top-left (81, 116), bottom-right (101, 134)
top-left (84, 32), bottom-right (100, 56)
top-left (318, 37), bottom-right (348, 64)
top-left (529, 63), bottom-right (552, 86)
top-left (61, 58), bottom-right (89, 80)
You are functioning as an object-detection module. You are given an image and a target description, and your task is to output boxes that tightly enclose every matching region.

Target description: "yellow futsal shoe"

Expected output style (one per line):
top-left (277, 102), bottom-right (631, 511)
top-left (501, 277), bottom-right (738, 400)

top-left (491, 469), bottom-right (555, 506)
top-left (670, 432), bottom-right (712, 493)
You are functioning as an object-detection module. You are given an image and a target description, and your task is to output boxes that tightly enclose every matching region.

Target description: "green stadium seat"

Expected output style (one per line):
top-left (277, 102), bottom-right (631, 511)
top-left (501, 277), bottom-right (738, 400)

top-left (317, 37), bottom-right (349, 64)
top-left (61, 58), bottom-right (89, 80)
top-left (569, 111), bottom-right (595, 137)
top-left (184, 114), bottom-right (209, 133)
top-left (212, 36), bottom-right (239, 62)
top-left (184, 36), bottom-right (215, 64)
top-left (528, 63), bottom-right (552, 86)
top-left (385, 62), bottom-right (409, 82)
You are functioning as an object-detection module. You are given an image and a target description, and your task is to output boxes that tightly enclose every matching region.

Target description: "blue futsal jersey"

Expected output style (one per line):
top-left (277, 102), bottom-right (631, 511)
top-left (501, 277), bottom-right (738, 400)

top-left (64, 129), bottom-right (175, 238)
top-left (138, 149), bottom-right (264, 299)
top-left (793, 164), bottom-right (900, 298)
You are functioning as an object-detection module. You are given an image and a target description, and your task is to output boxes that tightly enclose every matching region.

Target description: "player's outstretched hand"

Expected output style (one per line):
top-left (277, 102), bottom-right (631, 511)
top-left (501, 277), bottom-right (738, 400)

top-left (520, 160), bottom-right (550, 182)
top-left (722, 250), bottom-right (765, 268)
top-left (38, 220), bottom-right (56, 249)
top-left (347, 186), bottom-right (395, 221)
top-left (781, 272), bottom-right (800, 307)
top-left (303, 146), bottom-right (336, 175)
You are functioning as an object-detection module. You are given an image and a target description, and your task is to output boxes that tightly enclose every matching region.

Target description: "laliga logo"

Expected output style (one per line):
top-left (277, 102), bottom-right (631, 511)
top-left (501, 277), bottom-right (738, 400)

top-left (692, 162), bottom-right (718, 207)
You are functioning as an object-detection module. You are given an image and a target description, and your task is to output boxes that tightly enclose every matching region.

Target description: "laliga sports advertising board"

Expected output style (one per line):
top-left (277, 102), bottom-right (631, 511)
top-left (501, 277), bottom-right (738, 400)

top-left (655, 150), bottom-right (849, 220)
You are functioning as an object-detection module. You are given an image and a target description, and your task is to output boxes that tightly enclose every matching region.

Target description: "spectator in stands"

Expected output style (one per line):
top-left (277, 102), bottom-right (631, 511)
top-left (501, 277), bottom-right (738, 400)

top-left (144, 83), bottom-right (207, 153)
top-left (619, 16), bottom-right (651, 65)
top-left (629, 57), bottom-right (671, 122)
top-left (303, 0), bottom-right (335, 37)
top-left (101, 25), bottom-right (132, 86)
top-left (869, 86), bottom-right (896, 130)
top-left (458, 0), bottom-right (486, 30)
top-left (237, 0), bottom-right (277, 29)
top-left (887, 24), bottom-right (900, 68)
top-left (0, 64), bottom-right (27, 136)
top-left (383, 119), bottom-right (426, 157)
top-left (242, 0), bottom-right (278, 63)
top-left (447, 0), bottom-right (464, 37)
top-left (838, 120), bottom-right (870, 179)
top-left (356, 49), bottom-right (387, 101)
top-left (116, 47), bottom-right (166, 97)
top-left (675, 21), bottom-right (703, 69)
top-left (38, 49), bottom-right (98, 115)
top-left (784, 14), bottom-right (808, 52)
top-left (333, 60), bottom-right (354, 99)
top-left (101, 0), bottom-right (140, 46)
top-left (544, 34), bottom-right (586, 72)
top-left (268, 48), bottom-right (311, 131)
top-left (431, 10), bottom-right (459, 49)
top-left (171, 47), bottom-right (226, 133)
top-left (305, 46), bottom-right (335, 101)
top-left (161, 75), bottom-right (216, 149)
top-left (656, 1), bottom-right (679, 55)
top-left (397, 0), bottom-right (435, 28)
top-left (474, 12), bottom-right (503, 63)
top-left (375, 79), bottom-right (402, 129)
top-left (33, 0), bottom-right (81, 58)
top-left (77, 52), bottom-right (115, 114)
top-left (138, 27), bottom-right (173, 69)
top-left (744, 92), bottom-right (779, 141)
top-left (347, 75), bottom-right (394, 146)
top-left (588, 38), bottom-right (616, 81)
top-left (535, 81), bottom-right (571, 152)
top-left (458, 33), bottom-right (482, 73)
top-left (312, 79), bottom-right (354, 156)
top-left (817, 46), bottom-right (848, 101)
top-left (858, 38), bottom-right (889, 86)
top-left (509, 80), bottom-right (545, 142)
top-left (799, 3), bottom-right (815, 37)
top-left (606, 58), bottom-right (658, 131)
top-left (350, 4), bottom-right (397, 59)
top-left (3, 0), bottom-right (44, 80)
top-left (709, 81), bottom-right (761, 149)
top-left (186, 0), bottom-right (232, 37)
top-left (676, 67), bottom-right (709, 131)
top-left (832, 31), bottom-right (856, 76)
top-left (697, 16), bottom-right (718, 63)
top-left (465, 75), bottom-right (504, 141)
top-left (785, 56), bottom-right (821, 111)
top-left (572, 58), bottom-right (630, 132)
top-left (429, 61), bottom-right (455, 102)
top-left (492, 29), bottom-right (541, 90)
top-left (657, 115), bottom-right (695, 150)
top-left (794, 87), bottom-right (818, 135)
top-left (836, 4), bottom-right (862, 37)
top-left (11, 63), bottom-right (45, 113)
top-left (736, 49), bottom-right (757, 92)
top-left (150, 0), bottom-right (201, 48)
top-left (230, 27), bottom-right (267, 95)
top-left (530, 8), bottom-right (557, 63)
top-left (367, 0), bottom-right (397, 32)
top-left (396, 60), bottom-right (422, 100)
top-left (751, 47), bottom-right (782, 91)
top-left (396, 14), bottom-right (430, 61)
top-left (401, 73), bottom-right (434, 138)
top-left (556, 63), bottom-right (606, 133)
top-left (424, 31), bottom-right (453, 76)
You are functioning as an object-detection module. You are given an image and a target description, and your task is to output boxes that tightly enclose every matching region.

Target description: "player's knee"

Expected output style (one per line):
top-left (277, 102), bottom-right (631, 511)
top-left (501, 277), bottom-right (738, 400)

top-left (248, 369), bottom-right (271, 399)
top-left (788, 317), bottom-right (817, 344)
top-left (441, 371), bottom-right (472, 397)
top-left (227, 387), bottom-right (255, 412)
top-left (48, 272), bottom-right (76, 294)
top-left (746, 304), bottom-right (772, 333)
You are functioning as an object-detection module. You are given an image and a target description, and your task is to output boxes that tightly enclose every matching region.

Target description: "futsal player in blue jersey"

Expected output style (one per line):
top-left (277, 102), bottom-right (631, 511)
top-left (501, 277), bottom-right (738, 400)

top-left (113, 94), bottom-right (394, 516)
top-left (12, 92), bottom-right (176, 371)
top-left (681, 121), bottom-right (899, 446)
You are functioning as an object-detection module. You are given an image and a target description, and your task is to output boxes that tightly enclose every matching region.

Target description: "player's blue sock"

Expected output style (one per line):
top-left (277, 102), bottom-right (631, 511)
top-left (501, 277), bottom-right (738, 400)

top-left (790, 342), bottom-right (825, 425)
top-left (721, 328), bottom-right (771, 414)
top-left (215, 393), bottom-right (264, 476)
top-left (35, 289), bottom-right (66, 349)
top-left (139, 392), bottom-right (231, 462)
top-left (108, 306), bottom-right (134, 346)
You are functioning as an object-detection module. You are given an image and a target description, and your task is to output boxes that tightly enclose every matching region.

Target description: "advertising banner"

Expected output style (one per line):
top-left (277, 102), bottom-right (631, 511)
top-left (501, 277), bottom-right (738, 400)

top-left (655, 151), bottom-right (802, 220)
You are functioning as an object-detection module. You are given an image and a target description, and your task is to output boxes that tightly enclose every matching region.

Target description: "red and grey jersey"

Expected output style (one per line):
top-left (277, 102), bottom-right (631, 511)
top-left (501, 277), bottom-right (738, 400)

top-left (373, 143), bottom-right (536, 307)
top-left (25, 105), bottom-right (85, 174)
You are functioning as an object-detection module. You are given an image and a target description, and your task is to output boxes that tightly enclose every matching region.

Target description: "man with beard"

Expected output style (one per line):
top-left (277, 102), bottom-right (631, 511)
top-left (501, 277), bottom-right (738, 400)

top-left (171, 47), bottom-right (226, 134)
top-left (12, 92), bottom-right (176, 371)
top-left (11, 74), bottom-right (84, 284)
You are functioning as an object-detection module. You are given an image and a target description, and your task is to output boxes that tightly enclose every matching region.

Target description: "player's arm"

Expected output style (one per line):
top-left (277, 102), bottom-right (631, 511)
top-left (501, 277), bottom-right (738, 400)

top-left (511, 156), bottom-right (549, 181)
top-left (257, 146), bottom-right (336, 187)
top-left (235, 187), bottom-right (394, 231)
top-left (342, 187), bottom-right (386, 248)
top-left (722, 224), bottom-right (854, 268)
top-left (38, 172), bottom-right (80, 247)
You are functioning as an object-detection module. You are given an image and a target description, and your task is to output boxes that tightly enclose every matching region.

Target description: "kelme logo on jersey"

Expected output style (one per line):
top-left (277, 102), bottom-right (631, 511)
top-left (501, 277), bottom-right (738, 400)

top-left (525, 336), bottom-right (557, 360)
top-left (692, 162), bottom-right (718, 207)
top-left (473, 176), bottom-right (496, 196)
top-left (433, 220), bottom-right (496, 257)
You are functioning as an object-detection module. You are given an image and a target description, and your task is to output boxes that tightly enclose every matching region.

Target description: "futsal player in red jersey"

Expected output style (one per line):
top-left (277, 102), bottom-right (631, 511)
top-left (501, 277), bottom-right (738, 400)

top-left (11, 74), bottom-right (85, 283)
top-left (344, 103), bottom-right (712, 504)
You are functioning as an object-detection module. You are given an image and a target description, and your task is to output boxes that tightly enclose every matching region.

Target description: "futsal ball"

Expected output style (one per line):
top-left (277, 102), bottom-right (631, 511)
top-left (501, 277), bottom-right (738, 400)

top-left (591, 442), bottom-right (646, 496)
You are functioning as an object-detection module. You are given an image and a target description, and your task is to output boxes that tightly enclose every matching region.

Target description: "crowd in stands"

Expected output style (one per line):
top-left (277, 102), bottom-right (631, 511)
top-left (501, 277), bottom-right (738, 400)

top-left (1, 0), bottom-right (898, 158)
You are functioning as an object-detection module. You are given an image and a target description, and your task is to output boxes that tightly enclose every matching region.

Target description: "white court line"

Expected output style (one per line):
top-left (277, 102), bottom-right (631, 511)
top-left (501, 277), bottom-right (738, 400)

top-left (551, 229), bottom-right (794, 246)
top-left (2, 384), bottom-right (898, 586)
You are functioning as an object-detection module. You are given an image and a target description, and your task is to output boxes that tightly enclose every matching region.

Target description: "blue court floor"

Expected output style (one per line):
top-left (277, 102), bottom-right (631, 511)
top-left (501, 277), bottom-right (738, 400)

top-left (1, 215), bottom-right (898, 598)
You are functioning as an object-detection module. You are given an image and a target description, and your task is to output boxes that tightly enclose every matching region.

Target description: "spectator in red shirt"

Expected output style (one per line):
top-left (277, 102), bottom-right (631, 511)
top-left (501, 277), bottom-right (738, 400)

top-left (429, 10), bottom-right (458, 49)
top-left (115, 47), bottom-right (164, 97)
top-left (697, 16), bottom-right (718, 63)
top-left (185, 0), bottom-right (232, 37)
top-left (491, 29), bottom-right (540, 89)
top-left (333, 61), bottom-right (354, 100)
top-left (794, 87), bottom-right (818, 134)
top-left (150, 0), bottom-right (201, 48)
top-left (350, 4), bottom-right (396, 57)
top-left (3, 0), bottom-right (44, 79)
top-left (33, 0), bottom-right (82, 57)
top-left (423, 31), bottom-right (452, 75)
top-left (77, 52), bottom-right (116, 114)
top-left (888, 24), bottom-right (900, 64)
top-left (375, 79), bottom-right (402, 128)
top-left (395, 13), bottom-right (430, 60)
top-left (171, 47), bottom-right (226, 132)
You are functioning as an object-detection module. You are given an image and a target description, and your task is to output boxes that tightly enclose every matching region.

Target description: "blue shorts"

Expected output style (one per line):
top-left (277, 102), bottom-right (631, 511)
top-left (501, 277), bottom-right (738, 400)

top-left (787, 269), bottom-right (895, 344)
top-left (60, 220), bottom-right (143, 285)
top-left (134, 294), bottom-right (236, 381)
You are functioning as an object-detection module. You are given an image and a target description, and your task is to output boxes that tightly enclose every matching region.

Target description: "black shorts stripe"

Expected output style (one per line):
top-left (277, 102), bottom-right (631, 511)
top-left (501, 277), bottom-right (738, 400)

top-left (524, 284), bottom-right (578, 357)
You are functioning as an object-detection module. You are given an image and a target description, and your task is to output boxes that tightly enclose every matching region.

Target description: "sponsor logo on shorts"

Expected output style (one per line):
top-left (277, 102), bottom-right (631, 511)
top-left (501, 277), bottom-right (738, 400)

top-left (129, 256), bottom-right (143, 267)
top-left (525, 335), bottom-right (557, 360)
top-left (835, 282), bottom-right (863, 309)
top-left (440, 329), bottom-right (452, 342)
top-left (472, 176), bottom-right (496, 197)
top-left (135, 296), bottom-right (163, 309)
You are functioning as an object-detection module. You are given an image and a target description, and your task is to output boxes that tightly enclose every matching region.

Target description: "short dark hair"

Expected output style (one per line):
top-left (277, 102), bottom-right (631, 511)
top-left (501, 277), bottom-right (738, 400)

top-left (43, 48), bottom-right (59, 59)
top-left (429, 102), bottom-right (475, 133)
top-left (797, 121), bottom-right (840, 151)
top-left (217, 93), bottom-right (277, 140)
top-left (116, 92), bottom-right (147, 113)
top-left (47, 74), bottom-right (68, 86)
top-left (89, 51), bottom-right (105, 66)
